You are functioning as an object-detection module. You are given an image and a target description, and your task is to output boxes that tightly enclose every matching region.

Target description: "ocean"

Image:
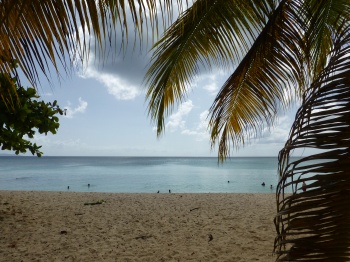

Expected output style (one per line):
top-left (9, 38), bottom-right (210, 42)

top-left (0, 156), bottom-right (287, 193)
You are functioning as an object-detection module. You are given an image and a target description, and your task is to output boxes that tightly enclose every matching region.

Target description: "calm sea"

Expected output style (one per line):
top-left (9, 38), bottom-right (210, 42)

top-left (0, 156), bottom-right (288, 193)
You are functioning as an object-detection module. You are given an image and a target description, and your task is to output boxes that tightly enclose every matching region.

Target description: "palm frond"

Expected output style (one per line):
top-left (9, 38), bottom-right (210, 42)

top-left (209, 0), bottom-right (306, 161)
top-left (303, 0), bottom-right (350, 80)
top-left (145, 0), bottom-right (274, 136)
top-left (0, 0), bottom-right (185, 88)
top-left (274, 20), bottom-right (350, 261)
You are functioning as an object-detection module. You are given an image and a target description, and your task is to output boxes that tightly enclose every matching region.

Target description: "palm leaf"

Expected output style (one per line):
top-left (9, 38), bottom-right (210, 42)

top-left (303, 0), bottom-right (350, 80)
top-left (145, 0), bottom-right (275, 137)
top-left (0, 0), bottom-right (184, 88)
top-left (209, 0), bottom-right (306, 161)
top-left (274, 19), bottom-right (350, 261)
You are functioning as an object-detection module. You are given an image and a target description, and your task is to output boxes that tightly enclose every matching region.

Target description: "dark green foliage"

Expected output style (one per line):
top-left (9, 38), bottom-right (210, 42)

top-left (0, 73), bottom-right (64, 157)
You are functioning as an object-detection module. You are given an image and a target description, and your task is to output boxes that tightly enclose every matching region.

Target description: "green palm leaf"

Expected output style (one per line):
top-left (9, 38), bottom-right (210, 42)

top-left (145, 0), bottom-right (274, 137)
top-left (303, 0), bottom-right (350, 80)
top-left (303, 1), bottom-right (332, 78)
top-left (209, 0), bottom-right (306, 161)
top-left (0, 0), bottom-right (182, 88)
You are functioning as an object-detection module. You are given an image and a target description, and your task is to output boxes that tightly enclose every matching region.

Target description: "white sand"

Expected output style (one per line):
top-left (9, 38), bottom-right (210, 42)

top-left (0, 191), bottom-right (277, 261)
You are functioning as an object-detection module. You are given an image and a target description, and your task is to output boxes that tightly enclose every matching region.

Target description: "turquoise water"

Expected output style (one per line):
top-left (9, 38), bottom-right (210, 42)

top-left (0, 156), bottom-right (284, 193)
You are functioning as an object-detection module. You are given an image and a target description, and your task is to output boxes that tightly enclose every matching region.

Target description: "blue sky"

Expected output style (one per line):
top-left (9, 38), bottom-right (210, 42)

top-left (17, 9), bottom-right (302, 158)
top-left (23, 58), bottom-right (299, 157)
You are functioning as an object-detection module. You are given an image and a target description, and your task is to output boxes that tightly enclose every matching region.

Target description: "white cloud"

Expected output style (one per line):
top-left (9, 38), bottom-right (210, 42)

top-left (182, 110), bottom-right (210, 141)
top-left (73, 8), bottom-right (151, 101)
top-left (193, 70), bottom-right (228, 95)
top-left (163, 104), bottom-right (211, 141)
top-left (257, 115), bottom-right (292, 144)
top-left (165, 100), bottom-right (194, 132)
top-left (30, 134), bottom-right (85, 151)
top-left (41, 92), bottom-right (53, 97)
top-left (64, 97), bottom-right (88, 118)
top-left (81, 65), bottom-right (141, 100)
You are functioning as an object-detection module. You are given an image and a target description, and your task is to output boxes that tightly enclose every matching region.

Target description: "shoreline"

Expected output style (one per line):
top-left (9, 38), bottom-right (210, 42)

top-left (0, 191), bottom-right (277, 261)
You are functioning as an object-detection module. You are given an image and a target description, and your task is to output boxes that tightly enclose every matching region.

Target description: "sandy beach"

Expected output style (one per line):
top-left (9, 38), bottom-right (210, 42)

top-left (0, 191), bottom-right (277, 261)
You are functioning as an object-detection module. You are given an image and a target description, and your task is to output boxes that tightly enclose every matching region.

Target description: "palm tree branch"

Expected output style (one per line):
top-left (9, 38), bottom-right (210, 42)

top-left (209, 0), bottom-right (306, 161)
top-left (274, 19), bottom-right (350, 261)
top-left (0, 0), bottom-right (185, 89)
top-left (303, 0), bottom-right (350, 80)
top-left (145, 0), bottom-right (274, 135)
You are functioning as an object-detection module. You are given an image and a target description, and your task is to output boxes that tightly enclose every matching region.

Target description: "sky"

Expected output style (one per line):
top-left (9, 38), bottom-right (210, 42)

top-left (22, 60), bottom-right (300, 157)
top-left (16, 7), bottom-right (303, 158)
